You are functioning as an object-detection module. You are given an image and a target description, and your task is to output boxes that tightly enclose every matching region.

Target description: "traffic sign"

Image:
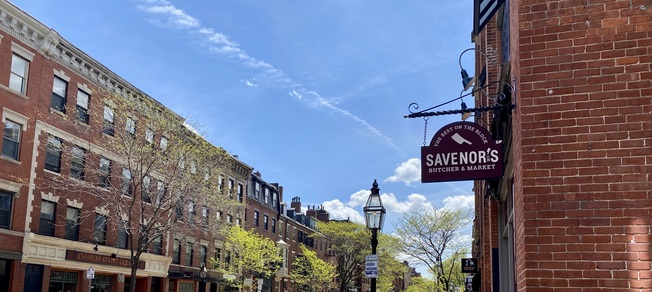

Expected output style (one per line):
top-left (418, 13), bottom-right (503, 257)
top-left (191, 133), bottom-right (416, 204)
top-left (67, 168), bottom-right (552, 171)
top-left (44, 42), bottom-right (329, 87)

top-left (86, 267), bottom-right (95, 279)
top-left (365, 254), bottom-right (379, 278)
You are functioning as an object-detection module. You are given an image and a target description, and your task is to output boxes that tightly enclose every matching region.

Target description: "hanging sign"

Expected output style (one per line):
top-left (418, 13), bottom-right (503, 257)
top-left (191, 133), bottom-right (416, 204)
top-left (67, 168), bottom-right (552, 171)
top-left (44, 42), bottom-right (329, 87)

top-left (421, 121), bottom-right (503, 183)
top-left (461, 258), bottom-right (478, 273)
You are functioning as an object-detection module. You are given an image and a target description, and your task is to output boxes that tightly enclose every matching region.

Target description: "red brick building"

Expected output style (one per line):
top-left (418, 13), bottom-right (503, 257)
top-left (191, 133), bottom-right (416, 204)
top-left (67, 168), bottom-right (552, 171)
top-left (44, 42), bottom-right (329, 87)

top-left (470, 0), bottom-right (651, 291)
top-left (0, 1), bottom-right (253, 292)
top-left (245, 171), bottom-right (334, 292)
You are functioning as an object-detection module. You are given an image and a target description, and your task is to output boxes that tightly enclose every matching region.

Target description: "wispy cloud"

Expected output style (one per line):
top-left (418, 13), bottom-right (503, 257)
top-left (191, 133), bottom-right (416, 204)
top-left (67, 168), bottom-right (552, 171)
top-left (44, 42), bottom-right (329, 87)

top-left (240, 79), bottom-right (258, 87)
top-left (135, 0), bottom-right (398, 151)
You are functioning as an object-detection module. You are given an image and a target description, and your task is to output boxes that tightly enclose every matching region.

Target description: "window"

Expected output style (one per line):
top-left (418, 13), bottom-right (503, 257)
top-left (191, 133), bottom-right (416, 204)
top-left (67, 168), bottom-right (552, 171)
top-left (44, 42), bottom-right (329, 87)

top-left (201, 206), bottom-right (209, 227)
top-left (121, 168), bottom-right (132, 196)
top-left (175, 201), bottom-right (184, 221)
top-left (125, 117), bottom-right (136, 135)
top-left (152, 234), bottom-right (162, 255)
top-left (117, 220), bottom-right (128, 249)
top-left (0, 191), bottom-right (14, 229)
top-left (264, 189), bottom-right (269, 204)
top-left (226, 214), bottom-right (232, 223)
top-left (102, 106), bottom-right (114, 136)
top-left (98, 157), bottom-right (111, 187)
top-left (273, 193), bottom-right (278, 207)
top-left (228, 179), bottom-right (235, 199)
top-left (160, 136), bottom-right (168, 151)
top-left (172, 239), bottom-right (181, 264)
top-left (70, 146), bottom-right (85, 180)
top-left (188, 201), bottom-right (196, 224)
top-left (44, 136), bottom-right (62, 172)
top-left (64, 207), bottom-right (80, 240)
top-left (237, 183), bottom-right (244, 203)
top-left (142, 176), bottom-right (151, 203)
top-left (51, 76), bottom-right (67, 113)
top-left (224, 251), bottom-right (231, 269)
top-left (264, 215), bottom-right (269, 230)
top-left (145, 128), bottom-right (154, 143)
top-left (2, 120), bottom-right (21, 160)
top-left (213, 248), bottom-right (221, 269)
top-left (156, 182), bottom-right (166, 206)
top-left (284, 222), bottom-right (288, 239)
top-left (39, 200), bottom-right (55, 236)
top-left (216, 210), bottom-right (222, 221)
top-left (9, 54), bottom-right (28, 94)
top-left (200, 245), bottom-right (207, 267)
top-left (254, 211), bottom-right (259, 227)
top-left (76, 90), bottom-right (90, 124)
top-left (254, 183), bottom-right (260, 198)
top-left (271, 218), bottom-right (276, 233)
top-left (185, 242), bottom-right (193, 266)
top-left (93, 214), bottom-right (107, 245)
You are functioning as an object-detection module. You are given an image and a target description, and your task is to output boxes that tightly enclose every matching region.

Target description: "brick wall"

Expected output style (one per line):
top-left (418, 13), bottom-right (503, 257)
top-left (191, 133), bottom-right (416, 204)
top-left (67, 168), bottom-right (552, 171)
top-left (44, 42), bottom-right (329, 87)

top-left (516, 0), bottom-right (652, 290)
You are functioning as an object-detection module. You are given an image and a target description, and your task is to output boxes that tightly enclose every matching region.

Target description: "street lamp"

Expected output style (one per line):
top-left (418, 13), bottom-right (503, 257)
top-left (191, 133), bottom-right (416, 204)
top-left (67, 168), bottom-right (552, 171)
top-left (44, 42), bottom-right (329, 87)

top-left (363, 180), bottom-right (386, 292)
top-left (199, 264), bottom-right (207, 292)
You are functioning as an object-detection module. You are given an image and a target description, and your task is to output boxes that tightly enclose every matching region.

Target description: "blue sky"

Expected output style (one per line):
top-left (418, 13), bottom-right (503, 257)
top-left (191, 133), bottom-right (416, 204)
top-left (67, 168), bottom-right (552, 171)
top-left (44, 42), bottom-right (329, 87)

top-left (13, 0), bottom-right (476, 234)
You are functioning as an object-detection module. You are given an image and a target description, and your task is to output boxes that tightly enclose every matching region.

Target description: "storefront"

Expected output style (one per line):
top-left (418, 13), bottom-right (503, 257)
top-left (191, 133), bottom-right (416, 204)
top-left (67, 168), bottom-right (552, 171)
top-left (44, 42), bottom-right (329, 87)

top-left (49, 270), bottom-right (79, 292)
top-left (0, 253), bottom-right (20, 292)
top-left (22, 234), bottom-right (170, 292)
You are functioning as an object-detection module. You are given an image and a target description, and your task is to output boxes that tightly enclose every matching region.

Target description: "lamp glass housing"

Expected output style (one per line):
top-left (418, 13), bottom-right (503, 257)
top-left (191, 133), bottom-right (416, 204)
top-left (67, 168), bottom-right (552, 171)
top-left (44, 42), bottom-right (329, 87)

top-left (364, 193), bottom-right (386, 230)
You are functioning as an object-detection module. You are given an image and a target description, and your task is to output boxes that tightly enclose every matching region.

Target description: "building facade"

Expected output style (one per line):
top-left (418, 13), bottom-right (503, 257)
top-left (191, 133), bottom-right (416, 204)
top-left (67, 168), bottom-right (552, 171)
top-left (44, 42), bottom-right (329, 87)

top-left (470, 0), bottom-right (651, 291)
top-left (245, 172), bottom-right (335, 292)
top-left (0, 1), bottom-right (253, 292)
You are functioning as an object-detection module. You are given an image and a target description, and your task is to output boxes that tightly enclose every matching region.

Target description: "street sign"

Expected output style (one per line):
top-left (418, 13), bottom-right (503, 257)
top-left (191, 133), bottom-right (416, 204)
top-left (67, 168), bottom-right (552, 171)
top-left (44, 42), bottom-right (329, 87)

top-left (365, 254), bottom-right (378, 278)
top-left (86, 267), bottom-right (95, 279)
top-left (465, 275), bottom-right (474, 292)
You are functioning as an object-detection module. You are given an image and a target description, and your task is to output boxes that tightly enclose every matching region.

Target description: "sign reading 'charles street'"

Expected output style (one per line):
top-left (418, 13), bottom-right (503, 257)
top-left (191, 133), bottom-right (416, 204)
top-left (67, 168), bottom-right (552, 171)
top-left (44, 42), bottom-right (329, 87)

top-left (421, 121), bottom-right (503, 183)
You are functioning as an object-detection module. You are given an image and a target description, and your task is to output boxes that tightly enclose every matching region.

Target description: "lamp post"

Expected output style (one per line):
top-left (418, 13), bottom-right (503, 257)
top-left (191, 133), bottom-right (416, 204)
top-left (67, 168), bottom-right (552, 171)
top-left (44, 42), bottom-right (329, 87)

top-left (363, 180), bottom-right (386, 292)
top-left (199, 264), bottom-right (207, 292)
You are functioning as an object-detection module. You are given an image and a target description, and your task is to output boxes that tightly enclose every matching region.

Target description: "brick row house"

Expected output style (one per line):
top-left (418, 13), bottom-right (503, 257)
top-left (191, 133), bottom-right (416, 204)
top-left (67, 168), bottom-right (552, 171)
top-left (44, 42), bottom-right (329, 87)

top-left (469, 0), bottom-right (651, 291)
top-left (244, 172), bottom-right (335, 292)
top-left (0, 2), bottom-right (345, 292)
top-left (0, 1), bottom-right (256, 292)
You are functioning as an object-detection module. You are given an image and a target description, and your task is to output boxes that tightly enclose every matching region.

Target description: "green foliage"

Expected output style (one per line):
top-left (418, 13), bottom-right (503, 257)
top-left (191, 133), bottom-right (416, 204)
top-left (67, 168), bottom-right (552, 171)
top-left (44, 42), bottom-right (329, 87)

top-left (221, 225), bottom-right (283, 287)
top-left (394, 208), bottom-right (471, 291)
top-left (315, 221), bottom-right (369, 292)
top-left (405, 277), bottom-right (435, 292)
top-left (376, 234), bottom-right (408, 292)
top-left (290, 244), bottom-right (337, 291)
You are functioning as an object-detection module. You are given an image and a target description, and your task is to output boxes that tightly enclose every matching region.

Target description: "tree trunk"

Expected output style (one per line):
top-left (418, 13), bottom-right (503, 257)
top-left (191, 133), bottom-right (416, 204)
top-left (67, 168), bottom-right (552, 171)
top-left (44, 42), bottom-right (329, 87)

top-left (128, 256), bottom-right (140, 292)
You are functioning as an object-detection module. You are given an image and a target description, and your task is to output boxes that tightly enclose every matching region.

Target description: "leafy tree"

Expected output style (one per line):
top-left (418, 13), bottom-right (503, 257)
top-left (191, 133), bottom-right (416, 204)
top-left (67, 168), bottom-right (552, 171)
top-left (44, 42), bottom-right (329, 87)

top-left (220, 225), bottom-right (283, 289)
top-left (315, 220), bottom-right (369, 292)
top-left (404, 277), bottom-right (435, 292)
top-left (290, 244), bottom-right (337, 291)
top-left (37, 90), bottom-right (239, 292)
top-left (393, 208), bottom-right (471, 291)
top-left (438, 250), bottom-right (467, 291)
top-left (376, 234), bottom-right (408, 292)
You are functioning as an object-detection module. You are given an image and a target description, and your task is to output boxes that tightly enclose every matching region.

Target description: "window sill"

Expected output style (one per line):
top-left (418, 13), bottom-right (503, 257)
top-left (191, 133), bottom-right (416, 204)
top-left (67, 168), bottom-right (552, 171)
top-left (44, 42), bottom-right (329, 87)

top-left (44, 169), bottom-right (62, 176)
top-left (0, 156), bottom-right (21, 165)
top-left (0, 84), bottom-right (29, 100)
top-left (73, 120), bottom-right (90, 128)
top-left (48, 108), bottom-right (67, 117)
